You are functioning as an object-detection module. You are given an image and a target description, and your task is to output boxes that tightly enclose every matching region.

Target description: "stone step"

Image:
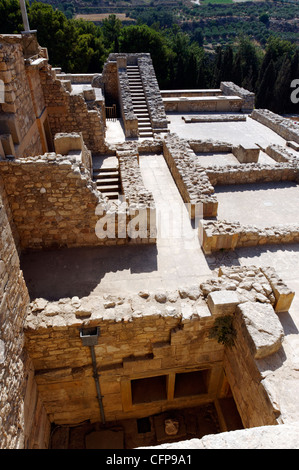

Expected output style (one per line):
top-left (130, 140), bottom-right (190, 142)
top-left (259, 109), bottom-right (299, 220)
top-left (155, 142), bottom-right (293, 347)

top-left (94, 171), bottom-right (119, 179)
top-left (96, 184), bottom-right (120, 192)
top-left (153, 128), bottom-right (170, 134)
top-left (139, 132), bottom-right (153, 138)
top-left (95, 177), bottom-right (120, 185)
top-left (102, 192), bottom-right (119, 200)
top-left (138, 122), bottom-right (152, 128)
top-left (133, 104), bottom-right (148, 108)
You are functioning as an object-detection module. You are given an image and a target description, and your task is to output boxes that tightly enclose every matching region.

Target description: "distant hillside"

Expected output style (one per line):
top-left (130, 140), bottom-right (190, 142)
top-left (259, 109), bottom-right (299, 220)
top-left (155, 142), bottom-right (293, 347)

top-left (37, 0), bottom-right (299, 47)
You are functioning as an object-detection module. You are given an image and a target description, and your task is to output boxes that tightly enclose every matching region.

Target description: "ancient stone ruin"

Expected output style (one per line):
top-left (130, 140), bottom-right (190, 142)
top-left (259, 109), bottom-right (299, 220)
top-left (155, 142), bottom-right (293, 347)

top-left (0, 32), bottom-right (299, 449)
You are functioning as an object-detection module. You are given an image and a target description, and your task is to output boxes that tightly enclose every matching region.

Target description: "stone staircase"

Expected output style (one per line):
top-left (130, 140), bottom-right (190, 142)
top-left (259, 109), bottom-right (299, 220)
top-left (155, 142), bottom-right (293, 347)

top-left (93, 155), bottom-right (121, 200)
top-left (127, 65), bottom-right (153, 138)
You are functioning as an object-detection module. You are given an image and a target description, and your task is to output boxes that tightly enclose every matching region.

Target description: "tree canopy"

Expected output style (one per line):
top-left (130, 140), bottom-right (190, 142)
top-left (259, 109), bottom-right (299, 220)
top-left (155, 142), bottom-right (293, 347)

top-left (0, 1), bottom-right (298, 114)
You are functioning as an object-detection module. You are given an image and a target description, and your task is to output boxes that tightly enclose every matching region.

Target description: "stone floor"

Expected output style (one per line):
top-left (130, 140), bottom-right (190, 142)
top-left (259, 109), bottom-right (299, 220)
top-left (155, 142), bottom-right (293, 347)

top-left (21, 154), bottom-right (211, 300)
top-left (50, 402), bottom-right (235, 449)
top-left (167, 113), bottom-right (287, 148)
top-left (21, 114), bottom-right (299, 431)
top-left (214, 181), bottom-right (299, 228)
top-left (194, 151), bottom-right (276, 167)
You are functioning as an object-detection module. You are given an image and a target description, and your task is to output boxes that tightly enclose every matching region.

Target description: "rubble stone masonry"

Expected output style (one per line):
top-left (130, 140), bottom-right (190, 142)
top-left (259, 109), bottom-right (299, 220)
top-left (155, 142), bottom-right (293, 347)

top-left (0, 35), bottom-right (43, 157)
top-left (0, 182), bottom-right (50, 448)
top-left (23, 264), bottom-right (288, 427)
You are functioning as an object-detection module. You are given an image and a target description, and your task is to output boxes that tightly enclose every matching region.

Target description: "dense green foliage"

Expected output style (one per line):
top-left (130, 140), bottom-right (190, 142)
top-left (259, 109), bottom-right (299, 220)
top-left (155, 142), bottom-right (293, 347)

top-left (0, 1), bottom-right (298, 114)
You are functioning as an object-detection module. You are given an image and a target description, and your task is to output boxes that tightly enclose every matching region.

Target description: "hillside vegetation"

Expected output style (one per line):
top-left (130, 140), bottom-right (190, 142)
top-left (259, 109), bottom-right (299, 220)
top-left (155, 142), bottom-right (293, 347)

top-left (0, 0), bottom-right (298, 114)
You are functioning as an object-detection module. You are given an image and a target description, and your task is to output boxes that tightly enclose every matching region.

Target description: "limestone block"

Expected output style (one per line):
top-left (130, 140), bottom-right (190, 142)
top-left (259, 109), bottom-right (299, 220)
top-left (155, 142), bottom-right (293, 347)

top-left (286, 141), bottom-right (299, 151)
top-left (54, 132), bottom-right (83, 155)
top-left (261, 267), bottom-right (295, 312)
top-left (237, 302), bottom-right (284, 359)
top-left (233, 144), bottom-right (260, 163)
top-left (207, 290), bottom-right (239, 315)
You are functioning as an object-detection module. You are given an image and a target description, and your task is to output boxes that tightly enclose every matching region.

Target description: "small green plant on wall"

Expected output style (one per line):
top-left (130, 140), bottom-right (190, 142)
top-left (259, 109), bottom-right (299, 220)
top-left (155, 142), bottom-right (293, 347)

top-left (209, 315), bottom-right (236, 347)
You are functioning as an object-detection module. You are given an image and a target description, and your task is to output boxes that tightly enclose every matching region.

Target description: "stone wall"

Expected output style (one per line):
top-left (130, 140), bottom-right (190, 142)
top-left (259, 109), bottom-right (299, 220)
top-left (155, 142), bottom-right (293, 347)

top-left (39, 63), bottom-right (106, 153)
top-left (163, 95), bottom-right (243, 113)
top-left (23, 265), bottom-right (290, 428)
top-left (163, 134), bottom-right (218, 218)
top-left (0, 154), bottom-right (114, 250)
top-left (220, 82), bottom-right (255, 113)
top-left (117, 66), bottom-right (138, 137)
top-left (0, 35), bottom-right (44, 158)
top-left (206, 162), bottom-right (298, 186)
top-left (200, 219), bottom-right (299, 256)
top-left (0, 181), bottom-right (50, 448)
top-left (0, 150), bottom-right (157, 250)
top-left (265, 144), bottom-right (299, 163)
top-left (251, 109), bottom-right (299, 144)
top-left (138, 55), bottom-right (168, 130)
top-left (118, 149), bottom-right (157, 242)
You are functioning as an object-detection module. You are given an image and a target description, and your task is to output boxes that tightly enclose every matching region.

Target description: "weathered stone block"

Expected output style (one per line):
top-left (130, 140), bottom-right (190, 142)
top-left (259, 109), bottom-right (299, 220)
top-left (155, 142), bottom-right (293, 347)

top-left (237, 301), bottom-right (284, 359)
top-left (207, 290), bottom-right (239, 315)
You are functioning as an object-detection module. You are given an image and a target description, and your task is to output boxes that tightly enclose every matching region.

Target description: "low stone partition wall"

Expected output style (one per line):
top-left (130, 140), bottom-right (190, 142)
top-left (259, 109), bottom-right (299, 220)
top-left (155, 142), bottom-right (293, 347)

top-left (220, 82), bottom-right (255, 113)
top-left (56, 73), bottom-right (96, 84)
top-left (163, 134), bottom-right (218, 218)
top-left (117, 66), bottom-right (138, 138)
top-left (161, 89), bottom-right (222, 98)
top-left (163, 95), bottom-right (243, 113)
top-left (138, 55), bottom-right (168, 130)
top-left (251, 109), bottom-right (299, 144)
top-left (265, 144), bottom-right (299, 163)
top-left (188, 139), bottom-right (233, 154)
top-left (24, 265), bottom-right (291, 428)
top-left (206, 162), bottom-right (298, 186)
top-left (117, 149), bottom-right (157, 242)
top-left (200, 218), bottom-right (299, 259)
top-left (183, 114), bottom-right (247, 123)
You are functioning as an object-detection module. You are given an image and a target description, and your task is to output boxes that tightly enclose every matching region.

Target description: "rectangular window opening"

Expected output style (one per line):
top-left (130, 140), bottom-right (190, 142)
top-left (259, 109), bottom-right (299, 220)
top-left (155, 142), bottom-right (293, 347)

top-left (131, 375), bottom-right (167, 405)
top-left (174, 369), bottom-right (210, 398)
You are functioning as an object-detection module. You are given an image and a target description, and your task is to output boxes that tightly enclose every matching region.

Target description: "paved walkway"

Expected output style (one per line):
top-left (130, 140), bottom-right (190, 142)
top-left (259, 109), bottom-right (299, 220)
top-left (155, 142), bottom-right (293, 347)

top-left (21, 154), bottom-right (211, 300)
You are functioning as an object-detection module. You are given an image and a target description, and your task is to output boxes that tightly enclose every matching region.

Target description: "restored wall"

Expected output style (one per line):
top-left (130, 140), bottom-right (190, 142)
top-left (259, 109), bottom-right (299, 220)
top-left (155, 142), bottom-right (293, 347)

top-left (0, 154), bottom-right (114, 250)
top-left (0, 181), bottom-right (50, 448)
top-left (23, 290), bottom-right (226, 425)
top-left (39, 63), bottom-right (106, 153)
top-left (24, 265), bottom-right (288, 427)
top-left (0, 151), bottom-right (157, 250)
top-left (220, 82), bottom-right (255, 113)
top-left (0, 35), bottom-right (43, 158)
